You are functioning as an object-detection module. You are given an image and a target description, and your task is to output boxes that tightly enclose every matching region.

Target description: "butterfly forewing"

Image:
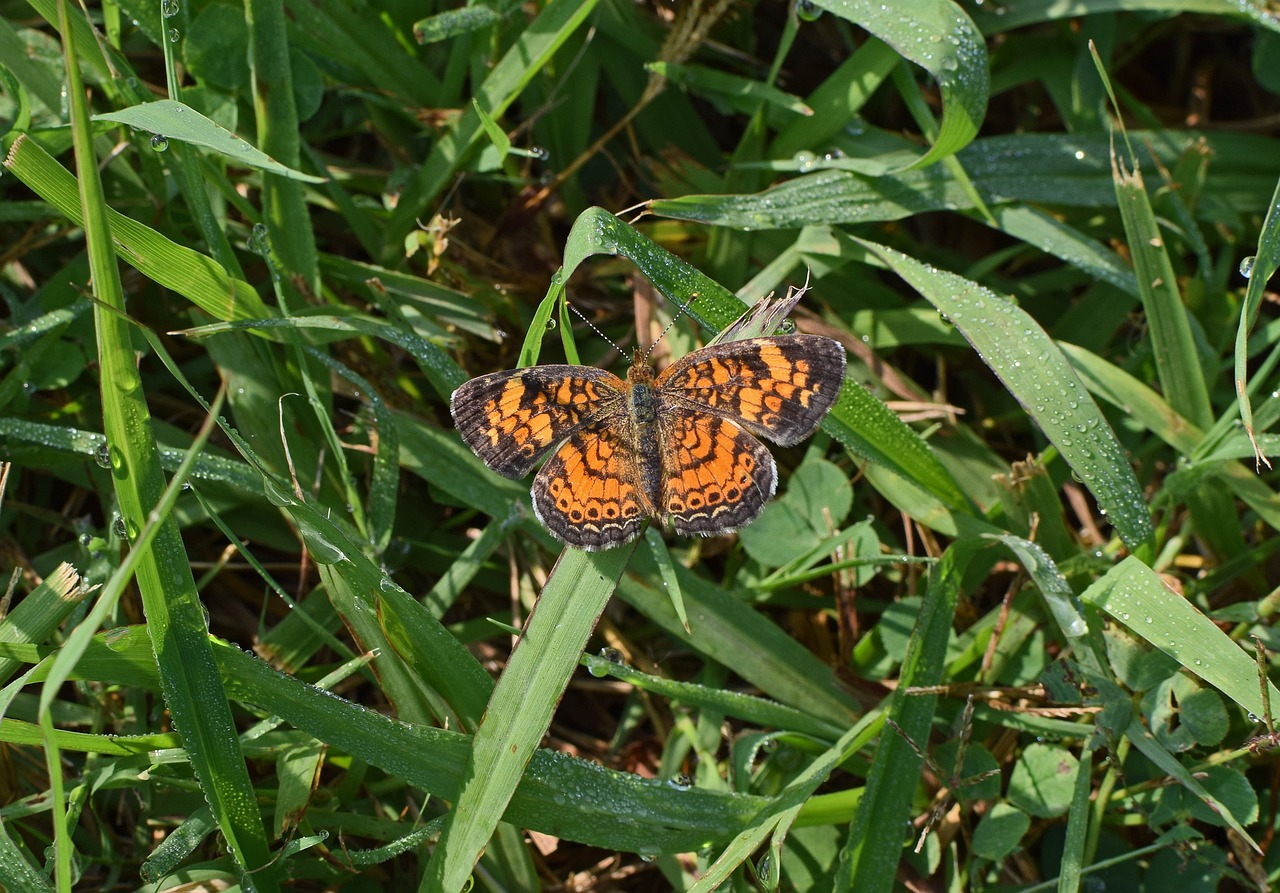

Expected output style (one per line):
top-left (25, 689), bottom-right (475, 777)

top-left (450, 365), bottom-right (626, 479)
top-left (654, 335), bottom-right (846, 446)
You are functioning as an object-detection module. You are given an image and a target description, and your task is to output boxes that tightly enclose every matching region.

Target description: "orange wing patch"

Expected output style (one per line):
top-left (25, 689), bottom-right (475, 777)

top-left (532, 420), bottom-right (652, 550)
top-left (658, 411), bottom-right (776, 537)
top-left (655, 335), bottom-right (845, 445)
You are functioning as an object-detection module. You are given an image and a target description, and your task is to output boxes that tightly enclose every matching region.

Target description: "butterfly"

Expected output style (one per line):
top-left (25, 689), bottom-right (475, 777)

top-left (450, 314), bottom-right (845, 550)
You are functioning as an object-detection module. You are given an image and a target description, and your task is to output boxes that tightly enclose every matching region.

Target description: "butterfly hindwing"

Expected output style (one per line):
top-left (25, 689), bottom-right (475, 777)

top-left (657, 408), bottom-right (776, 537)
top-left (531, 418), bottom-right (652, 550)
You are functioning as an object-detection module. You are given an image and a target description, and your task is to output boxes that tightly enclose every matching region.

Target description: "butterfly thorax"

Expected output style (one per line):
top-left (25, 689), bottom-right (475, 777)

top-left (625, 361), bottom-right (664, 514)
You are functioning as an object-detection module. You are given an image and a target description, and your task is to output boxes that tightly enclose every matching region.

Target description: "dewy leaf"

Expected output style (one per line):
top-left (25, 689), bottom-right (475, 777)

top-left (850, 236), bottom-right (1155, 553)
top-left (94, 100), bottom-right (326, 183)
top-left (803, 0), bottom-right (988, 168)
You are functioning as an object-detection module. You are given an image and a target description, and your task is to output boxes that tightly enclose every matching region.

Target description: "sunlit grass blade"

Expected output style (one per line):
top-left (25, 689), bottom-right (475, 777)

top-left (804, 0), bottom-right (988, 168)
top-left (2, 136), bottom-right (270, 321)
top-left (850, 235), bottom-right (1155, 554)
top-left (47, 5), bottom-right (277, 887)
top-left (94, 100), bottom-right (326, 182)
top-left (424, 547), bottom-right (630, 892)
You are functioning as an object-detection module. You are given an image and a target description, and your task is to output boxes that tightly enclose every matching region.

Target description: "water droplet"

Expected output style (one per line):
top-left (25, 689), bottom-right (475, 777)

top-left (161, 0), bottom-right (179, 16)
top-left (94, 441), bottom-right (112, 468)
top-left (168, 27), bottom-right (180, 43)
top-left (104, 628), bottom-right (132, 651)
top-left (150, 134), bottom-right (169, 152)
top-left (112, 517), bottom-right (128, 539)
top-left (1240, 255), bottom-right (1256, 279)
top-left (796, 0), bottom-right (822, 21)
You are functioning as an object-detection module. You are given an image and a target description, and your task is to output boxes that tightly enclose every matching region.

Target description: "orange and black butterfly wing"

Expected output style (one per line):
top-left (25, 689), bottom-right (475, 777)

top-left (655, 334), bottom-right (846, 446)
top-left (449, 365), bottom-right (625, 479)
top-left (531, 418), bottom-right (653, 550)
top-left (656, 408), bottom-right (776, 538)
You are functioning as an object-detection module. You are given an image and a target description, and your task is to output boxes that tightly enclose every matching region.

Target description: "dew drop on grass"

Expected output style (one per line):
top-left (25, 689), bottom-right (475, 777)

top-left (1240, 255), bottom-right (1256, 279)
top-left (796, 0), bottom-right (822, 21)
top-left (162, 0), bottom-right (179, 16)
top-left (150, 134), bottom-right (169, 152)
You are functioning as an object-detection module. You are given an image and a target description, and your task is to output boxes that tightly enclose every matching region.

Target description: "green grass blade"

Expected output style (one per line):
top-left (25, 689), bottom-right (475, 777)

top-left (2, 136), bottom-right (271, 321)
top-left (836, 541), bottom-right (975, 892)
top-left (1234, 180), bottom-right (1280, 452)
top-left (247, 0), bottom-right (319, 299)
top-left (852, 236), bottom-right (1156, 553)
top-left (93, 100), bottom-right (325, 182)
top-left (0, 813), bottom-right (53, 893)
top-left (47, 7), bottom-right (276, 887)
top-left (971, 0), bottom-right (1280, 34)
top-left (425, 547), bottom-right (630, 892)
top-left (650, 131), bottom-right (1280, 227)
top-left (1110, 150), bottom-right (1213, 429)
top-left (383, 0), bottom-right (601, 254)
top-left (1081, 556), bottom-right (1280, 719)
top-left (805, 0), bottom-right (987, 168)
top-left (617, 555), bottom-right (860, 730)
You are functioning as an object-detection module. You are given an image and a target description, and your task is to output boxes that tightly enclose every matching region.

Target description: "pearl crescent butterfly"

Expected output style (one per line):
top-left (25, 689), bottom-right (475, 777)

top-left (450, 324), bottom-right (846, 550)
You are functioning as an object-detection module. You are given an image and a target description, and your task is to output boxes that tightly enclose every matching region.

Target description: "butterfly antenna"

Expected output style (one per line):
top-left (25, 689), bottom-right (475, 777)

top-left (641, 291), bottom-right (698, 365)
top-left (567, 301), bottom-right (627, 357)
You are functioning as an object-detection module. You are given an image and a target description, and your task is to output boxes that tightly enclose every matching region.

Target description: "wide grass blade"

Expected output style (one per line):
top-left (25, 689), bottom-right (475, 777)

top-left (804, 0), bottom-right (988, 168)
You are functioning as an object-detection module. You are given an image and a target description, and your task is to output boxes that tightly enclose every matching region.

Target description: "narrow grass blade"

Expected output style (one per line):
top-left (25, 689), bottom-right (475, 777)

top-left (247, 0), bottom-right (319, 299)
top-left (2, 136), bottom-right (270, 321)
top-left (48, 6), bottom-right (276, 886)
top-left (1234, 179), bottom-right (1280, 458)
top-left (422, 547), bottom-right (631, 892)
top-left (851, 236), bottom-right (1155, 553)
top-left (650, 131), bottom-right (1280, 227)
top-left (1110, 148), bottom-right (1212, 428)
top-left (837, 541), bottom-right (975, 892)
top-left (94, 100), bottom-right (325, 182)
top-left (971, 0), bottom-right (1280, 35)
top-left (617, 555), bottom-right (860, 730)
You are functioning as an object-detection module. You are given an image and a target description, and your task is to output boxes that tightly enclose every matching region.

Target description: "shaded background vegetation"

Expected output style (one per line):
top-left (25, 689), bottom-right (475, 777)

top-left (2, 0), bottom-right (1280, 890)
